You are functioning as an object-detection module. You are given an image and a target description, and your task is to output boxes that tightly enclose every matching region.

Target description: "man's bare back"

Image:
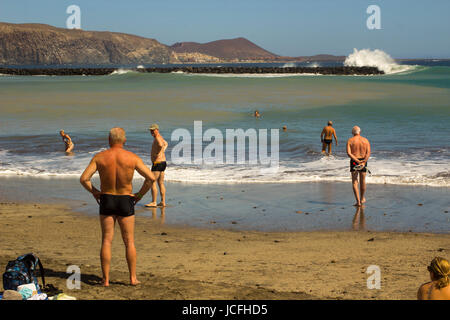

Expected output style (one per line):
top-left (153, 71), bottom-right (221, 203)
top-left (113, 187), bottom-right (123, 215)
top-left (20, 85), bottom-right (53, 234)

top-left (95, 148), bottom-right (141, 195)
top-left (322, 126), bottom-right (336, 140)
top-left (81, 146), bottom-right (154, 199)
top-left (347, 135), bottom-right (370, 162)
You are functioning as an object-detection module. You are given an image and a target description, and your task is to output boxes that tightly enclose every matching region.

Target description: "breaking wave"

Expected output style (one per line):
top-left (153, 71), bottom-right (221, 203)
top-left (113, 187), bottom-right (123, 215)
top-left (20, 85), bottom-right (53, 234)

top-left (344, 48), bottom-right (417, 74)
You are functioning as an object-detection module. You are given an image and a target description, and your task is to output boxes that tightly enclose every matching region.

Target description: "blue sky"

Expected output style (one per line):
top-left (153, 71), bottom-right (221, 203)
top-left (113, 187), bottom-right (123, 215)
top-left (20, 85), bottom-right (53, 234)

top-left (1, 0), bottom-right (449, 58)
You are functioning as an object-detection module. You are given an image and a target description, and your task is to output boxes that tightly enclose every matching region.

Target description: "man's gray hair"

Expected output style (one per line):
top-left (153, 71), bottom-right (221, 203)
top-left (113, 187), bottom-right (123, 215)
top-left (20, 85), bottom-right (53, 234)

top-left (352, 126), bottom-right (361, 135)
top-left (109, 127), bottom-right (126, 144)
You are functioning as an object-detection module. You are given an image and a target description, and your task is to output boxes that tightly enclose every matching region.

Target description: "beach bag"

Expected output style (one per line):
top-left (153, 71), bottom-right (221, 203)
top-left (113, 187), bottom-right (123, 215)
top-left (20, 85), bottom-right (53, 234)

top-left (2, 253), bottom-right (46, 291)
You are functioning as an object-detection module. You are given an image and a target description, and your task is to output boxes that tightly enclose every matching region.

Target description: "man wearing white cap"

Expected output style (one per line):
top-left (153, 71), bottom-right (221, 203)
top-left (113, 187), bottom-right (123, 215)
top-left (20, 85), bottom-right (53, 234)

top-left (145, 124), bottom-right (168, 207)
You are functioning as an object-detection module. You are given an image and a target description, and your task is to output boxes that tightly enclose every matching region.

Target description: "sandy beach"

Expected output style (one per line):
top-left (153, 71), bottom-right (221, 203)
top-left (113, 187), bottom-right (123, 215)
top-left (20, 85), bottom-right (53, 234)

top-left (1, 201), bottom-right (448, 300)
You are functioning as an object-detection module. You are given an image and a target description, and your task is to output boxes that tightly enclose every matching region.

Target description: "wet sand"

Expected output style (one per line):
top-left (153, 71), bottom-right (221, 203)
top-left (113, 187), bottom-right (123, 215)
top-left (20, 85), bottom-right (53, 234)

top-left (0, 201), bottom-right (448, 300)
top-left (1, 177), bottom-right (449, 233)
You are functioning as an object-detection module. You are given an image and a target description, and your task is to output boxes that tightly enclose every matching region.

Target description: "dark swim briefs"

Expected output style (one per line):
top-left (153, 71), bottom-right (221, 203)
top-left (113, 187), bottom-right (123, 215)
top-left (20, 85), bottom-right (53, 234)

top-left (99, 194), bottom-right (135, 217)
top-left (350, 158), bottom-right (368, 172)
top-left (323, 139), bottom-right (332, 145)
top-left (151, 161), bottom-right (167, 172)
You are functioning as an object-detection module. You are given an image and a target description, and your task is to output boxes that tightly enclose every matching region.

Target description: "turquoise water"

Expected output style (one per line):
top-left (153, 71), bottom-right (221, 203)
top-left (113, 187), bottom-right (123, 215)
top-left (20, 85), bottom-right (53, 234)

top-left (0, 64), bottom-right (449, 186)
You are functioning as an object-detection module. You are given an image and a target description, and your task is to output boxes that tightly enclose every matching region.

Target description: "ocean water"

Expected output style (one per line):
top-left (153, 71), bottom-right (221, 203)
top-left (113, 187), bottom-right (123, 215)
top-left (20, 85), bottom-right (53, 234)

top-left (0, 59), bottom-right (449, 188)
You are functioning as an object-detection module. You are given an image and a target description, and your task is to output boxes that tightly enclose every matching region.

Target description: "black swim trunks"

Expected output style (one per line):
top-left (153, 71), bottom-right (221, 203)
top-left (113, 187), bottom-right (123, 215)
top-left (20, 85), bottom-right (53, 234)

top-left (323, 139), bottom-right (332, 145)
top-left (99, 194), bottom-right (135, 217)
top-left (151, 161), bottom-right (167, 172)
top-left (350, 158), bottom-right (368, 173)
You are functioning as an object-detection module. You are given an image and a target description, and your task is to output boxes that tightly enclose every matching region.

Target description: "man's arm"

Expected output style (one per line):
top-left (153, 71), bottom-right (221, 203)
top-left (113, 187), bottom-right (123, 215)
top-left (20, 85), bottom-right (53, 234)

top-left (155, 135), bottom-right (166, 148)
top-left (162, 139), bottom-right (168, 153)
top-left (363, 139), bottom-right (371, 164)
top-left (80, 156), bottom-right (101, 203)
top-left (134, 157), bottom-right (156, 204)
top-left (320, 128), bottom-right (325, 142)
top-left (333, 129), bottom-right (338, 145)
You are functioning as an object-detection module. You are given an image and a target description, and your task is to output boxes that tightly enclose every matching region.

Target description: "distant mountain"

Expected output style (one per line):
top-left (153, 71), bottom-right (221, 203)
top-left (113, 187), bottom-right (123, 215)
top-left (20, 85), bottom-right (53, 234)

top-left (0, 22), bottom-right (174, 65)
top-left (0, 22), bottom-right (346, 65)
top-left (170, 37), bottom-right (279, 61)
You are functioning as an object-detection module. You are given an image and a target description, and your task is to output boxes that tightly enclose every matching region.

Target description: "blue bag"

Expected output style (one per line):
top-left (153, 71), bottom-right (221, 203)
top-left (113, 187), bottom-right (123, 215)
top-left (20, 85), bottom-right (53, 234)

top-left (2, 253), bottom-right (46, 291)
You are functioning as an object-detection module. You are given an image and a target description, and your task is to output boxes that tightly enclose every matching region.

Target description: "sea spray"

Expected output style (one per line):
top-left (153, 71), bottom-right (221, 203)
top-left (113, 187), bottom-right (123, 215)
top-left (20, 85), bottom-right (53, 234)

top-left (110, 68), bottom-right (136, 75)
top-left (307, 62), bottom-right (320, 68)
top-left (282, 63), bottom-right (297, 68)
top-left (344, 48), bottom-right (414, 74)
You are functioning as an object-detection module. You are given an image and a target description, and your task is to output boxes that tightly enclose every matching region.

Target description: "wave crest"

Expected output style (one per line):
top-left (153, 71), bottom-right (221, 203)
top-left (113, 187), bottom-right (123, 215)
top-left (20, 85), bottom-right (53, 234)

top-left (344, 48), bottom-right (415, 74)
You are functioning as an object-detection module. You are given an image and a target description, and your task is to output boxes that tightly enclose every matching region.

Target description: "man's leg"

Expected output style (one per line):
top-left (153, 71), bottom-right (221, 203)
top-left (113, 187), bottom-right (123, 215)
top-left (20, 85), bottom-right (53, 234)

top-left (351, 171), bottom-right (361, 206)
top-left (157, 171), bottom-right (166, 207)
top-left (145, 171), bottom-right (161, 207)
top-left (321, 142), bottom-right (326, 154)
top-left (66, 143), bottom-right (74, 153)
top-left (100, 215), bottom-right (116, 286)
top-left (360, 171), bottom-right (367, 204)
top-left (327, 142), bottom-right (332, 155)
top-left (117, 215), bottom-right (140, 285)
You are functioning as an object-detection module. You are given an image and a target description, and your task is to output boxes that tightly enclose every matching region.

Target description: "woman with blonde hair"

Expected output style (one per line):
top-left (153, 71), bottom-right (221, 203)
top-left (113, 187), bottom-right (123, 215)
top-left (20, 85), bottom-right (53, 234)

top-left (417, 257), bottom-right (450, 300)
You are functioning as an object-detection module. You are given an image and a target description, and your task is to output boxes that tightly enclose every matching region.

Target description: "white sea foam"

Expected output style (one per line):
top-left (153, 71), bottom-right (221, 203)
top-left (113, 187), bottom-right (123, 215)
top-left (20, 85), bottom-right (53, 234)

top-left (160, 157), bottom-right (450, 187)
top-left (344, 48), bottom-right (416, 74)
top-left (282, 63), bottom-right (297, 68)
top-left (110, 68), bottom-right (136, 75)
top-left (0, 150), bottom-right (448, 187)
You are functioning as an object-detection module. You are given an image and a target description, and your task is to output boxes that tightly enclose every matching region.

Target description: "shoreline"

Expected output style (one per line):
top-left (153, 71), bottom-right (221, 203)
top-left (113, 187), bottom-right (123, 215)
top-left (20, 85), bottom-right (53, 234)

top-left (0, 200), bottom-right (448, 299)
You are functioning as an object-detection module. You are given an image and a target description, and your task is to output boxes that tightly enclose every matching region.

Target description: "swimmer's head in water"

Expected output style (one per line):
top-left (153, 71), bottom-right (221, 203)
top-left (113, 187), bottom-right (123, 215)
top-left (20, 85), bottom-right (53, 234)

top-left (328, 121), bottom-right (333, 126)
top-left (109, 127), bottom-right (126, 145)
top-left (352, 126), bottom-right (361, 136)
top-left (428, 257), bottom-right (450, 289)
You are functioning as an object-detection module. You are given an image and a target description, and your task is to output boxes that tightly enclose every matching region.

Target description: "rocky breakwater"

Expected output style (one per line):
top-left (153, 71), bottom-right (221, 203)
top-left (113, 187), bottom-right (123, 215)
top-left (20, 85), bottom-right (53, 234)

top-left (0, 66), bottom-right (383, 76)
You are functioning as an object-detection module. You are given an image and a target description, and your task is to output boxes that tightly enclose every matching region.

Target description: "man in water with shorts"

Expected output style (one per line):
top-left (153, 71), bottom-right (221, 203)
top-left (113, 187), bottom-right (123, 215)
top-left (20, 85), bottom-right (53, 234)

top-left (346, 126), bottom-right (371, 207)
top-left (145, 124), bottom-right (168, 208)
top-left (80, 127), bottom-right (155, 286)
top-left (320, 121), bottom-right (338, 155)
top-left (60, 130), bottom-right (74, 153)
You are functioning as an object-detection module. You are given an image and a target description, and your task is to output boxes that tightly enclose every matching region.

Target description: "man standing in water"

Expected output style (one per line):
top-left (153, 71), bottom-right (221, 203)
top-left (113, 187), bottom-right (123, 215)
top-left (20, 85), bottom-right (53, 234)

top-left (60, 130), bottom-right (74, 153)
top-left (346, 126), bottom-right (371, 207)
top-left (80, 127), bottom-right (155, 286)
top-left (320, 121), bottom-right (338, 155)
top-left (145, 124), bottom-right (168, 208)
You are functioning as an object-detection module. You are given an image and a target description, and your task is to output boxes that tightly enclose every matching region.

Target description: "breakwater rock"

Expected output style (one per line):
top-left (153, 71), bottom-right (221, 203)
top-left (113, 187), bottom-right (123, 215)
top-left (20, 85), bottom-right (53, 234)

top-left (0, 66), bottom-right (383, 76)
